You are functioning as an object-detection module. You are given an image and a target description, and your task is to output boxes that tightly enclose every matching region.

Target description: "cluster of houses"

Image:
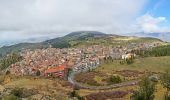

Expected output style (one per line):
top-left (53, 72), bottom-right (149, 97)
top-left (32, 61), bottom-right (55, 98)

top-left (73, 57), bottom-right (100, 73)
top-left (8, 42), bottom-right (161, 77)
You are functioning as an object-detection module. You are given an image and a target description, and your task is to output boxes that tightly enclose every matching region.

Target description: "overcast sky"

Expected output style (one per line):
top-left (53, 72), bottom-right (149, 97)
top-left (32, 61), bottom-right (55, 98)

top-left (0, 0), bottom-right (170, 45)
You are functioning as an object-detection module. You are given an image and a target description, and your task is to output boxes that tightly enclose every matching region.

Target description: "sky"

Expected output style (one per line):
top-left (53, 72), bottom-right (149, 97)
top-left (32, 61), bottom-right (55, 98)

top-left (0, 0), bottom-right (170, 46)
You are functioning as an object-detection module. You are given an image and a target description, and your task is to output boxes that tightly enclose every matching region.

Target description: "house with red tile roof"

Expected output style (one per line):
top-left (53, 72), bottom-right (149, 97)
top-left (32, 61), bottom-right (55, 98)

top-left (44, 65), bottom-right (66, 77)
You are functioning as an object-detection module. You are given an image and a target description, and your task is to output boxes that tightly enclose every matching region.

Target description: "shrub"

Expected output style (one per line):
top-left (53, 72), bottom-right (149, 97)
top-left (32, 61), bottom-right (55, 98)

top-left (164, 91), bottom-right (170, 100)
top-left (36, 70), bottom-right (41, 76)
top-left (68, 90), bottom-right (85, 100)
top-left (108, 75), bottom-right (122, 84)
top-left (11, 88), bottom-right (23, 97)
top-left (149, 75), bottom-right (158, 82)
top-left (6, 70), bottom-right (10, 75)
top-left (11, 88), bottom-right (37, 98)
top-left (131, 76), bottom-right (156, 100)
top-left (3, 94), bottom-right (17, 100)
top-left (125, 58), bottom-right (134, 65)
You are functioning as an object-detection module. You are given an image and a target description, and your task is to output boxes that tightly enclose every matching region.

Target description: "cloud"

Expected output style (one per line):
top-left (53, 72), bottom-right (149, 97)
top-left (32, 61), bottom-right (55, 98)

top-left (125, 13), bottom-right (170, 42)
top-left (0, 0), bottom-right (147, 42)
top-left (136, 14), bottom-right (166, 32)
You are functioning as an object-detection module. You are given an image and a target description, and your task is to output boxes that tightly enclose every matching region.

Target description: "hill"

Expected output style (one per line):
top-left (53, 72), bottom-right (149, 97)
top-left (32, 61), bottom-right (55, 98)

top-left (0, 31), bottom-right (163, 58)
top-left (127, 32), bottom-right (170, 42)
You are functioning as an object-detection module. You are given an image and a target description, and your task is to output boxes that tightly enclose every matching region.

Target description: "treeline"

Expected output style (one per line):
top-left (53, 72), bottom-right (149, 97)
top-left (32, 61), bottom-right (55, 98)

top-left (133, 45), bottom-right (170, 57)
top-left (0, 53), bottom-right (23, 70)
top-left (51, 40), bottom-right (71, 49)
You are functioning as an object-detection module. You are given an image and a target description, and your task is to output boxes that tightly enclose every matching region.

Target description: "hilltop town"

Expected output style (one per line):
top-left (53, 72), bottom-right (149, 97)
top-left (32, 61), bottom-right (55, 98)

top-left (0, 32), bottom-right (169, 100)
top-left (8, 41), bottom-right (161, 77)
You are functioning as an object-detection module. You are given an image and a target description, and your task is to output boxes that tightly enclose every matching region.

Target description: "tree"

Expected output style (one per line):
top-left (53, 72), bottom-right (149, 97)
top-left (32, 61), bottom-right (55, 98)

top-left (0, 53), bottom-right (23, 70)
top-left (125, 58), bottom-right (134, 64)
top-left (131, 76), bottom-right (156, 100)
top-left (36, 70), bottom-right (41, 76)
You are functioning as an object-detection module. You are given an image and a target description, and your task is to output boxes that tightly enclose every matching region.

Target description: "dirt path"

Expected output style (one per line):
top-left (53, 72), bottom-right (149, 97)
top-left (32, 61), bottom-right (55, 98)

top-left (68, 72), bottom-right (139, 90)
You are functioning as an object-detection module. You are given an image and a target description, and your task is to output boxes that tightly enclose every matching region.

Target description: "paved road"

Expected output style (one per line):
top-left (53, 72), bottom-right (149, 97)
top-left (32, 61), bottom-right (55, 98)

top-left (68, 72), bottom-right (139, 90)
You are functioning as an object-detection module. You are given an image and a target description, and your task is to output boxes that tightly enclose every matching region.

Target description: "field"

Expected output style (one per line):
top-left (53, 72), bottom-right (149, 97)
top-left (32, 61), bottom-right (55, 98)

top-left (74, 56), bottom-right (170, 87)
top-left (77, 81), bottom-right (166, 100)
top-left (96, 56), bottom-right (170, 73)
top-left (74, 56), bottom-right (170, 100)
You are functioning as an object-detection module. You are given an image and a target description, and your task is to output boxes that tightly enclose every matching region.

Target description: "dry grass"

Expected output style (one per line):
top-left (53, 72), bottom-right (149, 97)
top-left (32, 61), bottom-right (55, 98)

top-left (1, 76), bottom-right (72, 99)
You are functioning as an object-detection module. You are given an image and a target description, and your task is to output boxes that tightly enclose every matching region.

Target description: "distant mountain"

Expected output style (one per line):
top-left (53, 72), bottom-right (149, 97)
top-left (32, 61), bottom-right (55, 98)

top-left (149, 32), bottom-right (170, 42)
top-left (44, 31), bottom-right (106, 43)
top-left (65, 31), bottom-right (106, 38)
top-left (0, 31), bottom-right (163, 58)
top-left (127, 32), bottom-right (170, 42)
top-left (0, 36), bottom-right (54, 47)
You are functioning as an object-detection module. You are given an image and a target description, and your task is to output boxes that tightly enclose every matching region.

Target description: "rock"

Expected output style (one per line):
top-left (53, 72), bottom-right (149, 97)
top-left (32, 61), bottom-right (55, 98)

top-left (149, 75), bottom-right (159, 82)
top-left (31, 94), bottom-right (43, 100)
top-left (42, 96), bottom-right (51, 100)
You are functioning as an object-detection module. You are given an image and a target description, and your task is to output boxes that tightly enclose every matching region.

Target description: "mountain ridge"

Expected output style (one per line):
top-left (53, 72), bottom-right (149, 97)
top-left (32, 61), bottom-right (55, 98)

top-left (126, 32), bottom-right (170, 42)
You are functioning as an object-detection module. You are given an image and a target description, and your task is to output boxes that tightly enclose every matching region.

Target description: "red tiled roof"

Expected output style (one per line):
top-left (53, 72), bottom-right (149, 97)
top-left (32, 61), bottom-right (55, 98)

top-left (45, 65), bottom-right (65, 73)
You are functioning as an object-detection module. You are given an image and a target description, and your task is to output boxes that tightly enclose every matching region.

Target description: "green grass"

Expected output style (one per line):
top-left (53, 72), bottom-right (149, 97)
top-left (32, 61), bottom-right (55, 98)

top-left (96, 56), bottom-right (170, 73)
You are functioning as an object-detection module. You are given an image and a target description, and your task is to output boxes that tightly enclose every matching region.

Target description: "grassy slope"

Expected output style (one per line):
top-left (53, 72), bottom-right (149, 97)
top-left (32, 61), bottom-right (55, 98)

top-left (71, 37), bottom-right (163, 48)
top-left (78, 56), bottom-right (170, 100)
top-left (0, 75), bottom-right (72, 99)
top-left (96, 56), bottom-right (170, 73)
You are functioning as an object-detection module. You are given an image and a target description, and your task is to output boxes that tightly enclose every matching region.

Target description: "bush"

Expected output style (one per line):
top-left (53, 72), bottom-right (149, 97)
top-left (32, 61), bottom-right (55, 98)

top-left (108, 75), bottom-right (122, 84)
top-left (164, 92), bottom-right (170, 100)
top-left (3, 94), bottom-right (17, 100)
top-left (36, 70), bottom-right (41, 76)
top-left (11, 88), bottom-right (37, 98)
top-left (6, 70), bottom-right (10, 75)
top-left (149, 75), bottom-right (158, 82)
top-left (68, 90), bottom-right (85, 100)
top-left (11, 88), bottom-right (23, 97)
top-left (69, 90), bottom-right (77, 97)
top-left (131, 76), bottom-right (156, 100)
top-left (126, 58), bottom-right (134, 65)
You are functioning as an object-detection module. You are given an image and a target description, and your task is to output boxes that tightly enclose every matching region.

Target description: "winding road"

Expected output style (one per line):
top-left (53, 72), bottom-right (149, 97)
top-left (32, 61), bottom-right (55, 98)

top-left (68, 71), bottom-right (139, 90)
